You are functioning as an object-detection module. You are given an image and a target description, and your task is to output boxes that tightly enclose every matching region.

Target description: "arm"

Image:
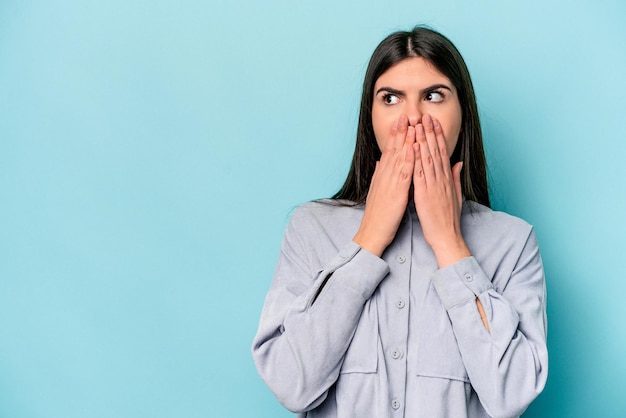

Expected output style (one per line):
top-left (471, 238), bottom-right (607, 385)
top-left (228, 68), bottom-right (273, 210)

top-left (254, 115), bottom-right (417, 412)
top-left (251, 209), bottom-right (389, 413)
top-left (432, 231), bottom-right (548, 418)
top-left (413, 115), bottom-right (547, 416)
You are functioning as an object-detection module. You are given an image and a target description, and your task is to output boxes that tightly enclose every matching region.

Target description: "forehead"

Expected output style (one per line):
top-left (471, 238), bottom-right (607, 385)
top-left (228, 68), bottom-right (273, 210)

top-left (374, 57), bottom-right (452, 88)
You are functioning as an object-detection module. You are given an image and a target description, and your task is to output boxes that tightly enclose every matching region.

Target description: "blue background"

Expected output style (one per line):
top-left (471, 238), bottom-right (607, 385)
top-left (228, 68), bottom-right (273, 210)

top-left (1, 1), bottom-right (625, 417)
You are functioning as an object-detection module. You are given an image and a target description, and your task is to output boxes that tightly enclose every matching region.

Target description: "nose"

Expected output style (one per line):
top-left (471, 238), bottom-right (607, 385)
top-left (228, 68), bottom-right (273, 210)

top-left (406, 102), bottom-right (422, 127)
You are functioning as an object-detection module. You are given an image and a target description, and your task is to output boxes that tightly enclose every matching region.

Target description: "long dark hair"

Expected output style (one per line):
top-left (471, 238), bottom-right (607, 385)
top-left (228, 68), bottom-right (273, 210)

top-left (333, 26), bottom-right (490, 207)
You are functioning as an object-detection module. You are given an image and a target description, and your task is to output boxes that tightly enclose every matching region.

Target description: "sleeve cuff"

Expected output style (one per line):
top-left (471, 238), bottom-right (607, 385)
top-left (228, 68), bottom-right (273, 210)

top-left (432, 256), bottom-right (494, 310)
top-left (322, 241), bottom-right (390, 301)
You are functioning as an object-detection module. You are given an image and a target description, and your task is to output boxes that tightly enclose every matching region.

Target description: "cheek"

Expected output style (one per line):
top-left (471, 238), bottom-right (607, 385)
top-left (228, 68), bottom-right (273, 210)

top-left (444, 125), bottom-right (461, 155)
top-left (371, 108), bottom-right (392, 151)
top-left (441, 110), bottom-right (462, 155)
top-left (373, 124), bottom-right (387, 151)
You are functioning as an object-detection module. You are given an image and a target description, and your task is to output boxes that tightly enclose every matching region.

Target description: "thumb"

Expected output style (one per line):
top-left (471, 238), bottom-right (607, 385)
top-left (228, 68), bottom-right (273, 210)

top-left (370, 160), bottom-right (380, 182)
top-left (452, 162), bottom-right (463, 204)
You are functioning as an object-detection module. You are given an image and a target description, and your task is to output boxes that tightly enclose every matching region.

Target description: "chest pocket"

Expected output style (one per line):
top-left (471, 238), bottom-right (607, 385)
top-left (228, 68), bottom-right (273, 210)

top-left (414, 283), bottom-right (469, 382)
top-left (339, 297), bottom-right (379, 374)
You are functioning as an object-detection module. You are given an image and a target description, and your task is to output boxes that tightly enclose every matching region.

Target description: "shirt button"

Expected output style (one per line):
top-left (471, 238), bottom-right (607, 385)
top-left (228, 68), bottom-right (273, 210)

top-left (396, 255), bottom-right (406, 264)
top-left (391, 398), bottom-right (401, 410)
top-left (396, 299), bottom-right (405, 309)
top-left (464, 274), bottom-right (473, 282)
top-left (391, 349), bottom-right (402, 359)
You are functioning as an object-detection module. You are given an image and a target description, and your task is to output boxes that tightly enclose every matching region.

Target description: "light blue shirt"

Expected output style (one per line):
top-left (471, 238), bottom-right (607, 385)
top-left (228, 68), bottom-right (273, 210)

top-left (252, 200), bottom-right (548, 418)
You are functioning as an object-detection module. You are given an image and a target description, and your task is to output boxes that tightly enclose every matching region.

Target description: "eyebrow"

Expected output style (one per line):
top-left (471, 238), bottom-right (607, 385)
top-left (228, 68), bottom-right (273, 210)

top-left (375, 83), bottom-right (453, 96)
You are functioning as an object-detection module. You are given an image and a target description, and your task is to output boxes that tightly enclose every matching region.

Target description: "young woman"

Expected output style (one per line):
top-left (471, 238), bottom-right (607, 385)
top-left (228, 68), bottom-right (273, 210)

top-left (252, 26), bottom-right (548, 418)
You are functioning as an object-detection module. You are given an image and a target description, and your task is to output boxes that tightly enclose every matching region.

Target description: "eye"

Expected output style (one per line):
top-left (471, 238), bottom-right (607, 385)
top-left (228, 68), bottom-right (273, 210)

top-left (426, 91), bottom-right (445, 103)
top-left (383, 93), bottom-right (400, 105)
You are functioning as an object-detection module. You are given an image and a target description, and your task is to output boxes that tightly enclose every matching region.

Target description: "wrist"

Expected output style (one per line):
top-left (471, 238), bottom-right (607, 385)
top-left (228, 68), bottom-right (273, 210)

top-left (353, 232), bottom-right (387, 258)
top-left (431, 238), bottom-right (470, 268)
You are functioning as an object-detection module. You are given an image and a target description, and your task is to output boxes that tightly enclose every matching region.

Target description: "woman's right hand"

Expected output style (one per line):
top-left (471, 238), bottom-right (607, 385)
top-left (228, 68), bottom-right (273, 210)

top-left (353, 115), bottom-right (415, 257)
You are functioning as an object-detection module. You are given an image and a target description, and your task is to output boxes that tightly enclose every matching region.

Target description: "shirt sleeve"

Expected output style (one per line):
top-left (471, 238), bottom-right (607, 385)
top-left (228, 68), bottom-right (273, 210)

top-left (251, 207), bottom-right (389, 413)
top-left (431, 228), bottom-right (548, 418)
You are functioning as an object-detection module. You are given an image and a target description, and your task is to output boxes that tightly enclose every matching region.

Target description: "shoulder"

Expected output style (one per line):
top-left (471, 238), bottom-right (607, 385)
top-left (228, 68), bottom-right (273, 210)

top-left (462, 200), bottom-right (535, 247)
top-left (283, 200), bottom-right (364, 249)
top-left (462, 201), bottom-right (541, 286)
top-left (463, 200), bottom-right (532, 230)
top-left (290, 200), bottom-right (364, 228)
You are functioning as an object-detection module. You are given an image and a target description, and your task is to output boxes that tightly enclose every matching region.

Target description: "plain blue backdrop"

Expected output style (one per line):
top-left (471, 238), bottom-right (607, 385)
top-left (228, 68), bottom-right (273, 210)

top-left (1, 1), bottom-right (625, 417)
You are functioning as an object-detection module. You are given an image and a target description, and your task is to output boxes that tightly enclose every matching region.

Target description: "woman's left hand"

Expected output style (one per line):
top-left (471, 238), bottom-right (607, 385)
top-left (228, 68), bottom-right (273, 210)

top-left (413, 114), bottom-right (470, 268)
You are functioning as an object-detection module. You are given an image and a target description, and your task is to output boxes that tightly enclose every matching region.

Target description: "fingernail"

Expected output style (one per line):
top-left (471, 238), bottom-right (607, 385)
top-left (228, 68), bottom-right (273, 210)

top-left (424, 114), bottom-right (432, 125)
top-left (433, 119), bottom-right (440, 128)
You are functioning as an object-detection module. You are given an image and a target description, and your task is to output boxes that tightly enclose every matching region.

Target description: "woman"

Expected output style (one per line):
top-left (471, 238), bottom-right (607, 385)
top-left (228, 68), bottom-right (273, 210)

top-left (252, 26), bottom-right (548, 418)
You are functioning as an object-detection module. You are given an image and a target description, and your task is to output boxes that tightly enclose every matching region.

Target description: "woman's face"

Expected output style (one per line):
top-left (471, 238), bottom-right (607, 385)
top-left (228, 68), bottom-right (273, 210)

top-left (372, 57), bottom-right (462, 155)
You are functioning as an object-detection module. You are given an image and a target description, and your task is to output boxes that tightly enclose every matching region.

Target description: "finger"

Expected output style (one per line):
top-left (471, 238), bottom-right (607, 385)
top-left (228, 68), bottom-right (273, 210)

top-left (432, 117), bottom-right (452, 178)
top-left (432, 118), bottom-right (449, 159)
top-left (398, 125), bottom-right (415, 175)
top-left (405, 117), bottom-right (416, 146)
top-left (406, 125), bottom-right (415, 146)
top-left (391, 117), bottom-right (399, 137)
top-left (395, 120), bottom-right (415, 183)
top-left (422, 115), bottom-right (443, 179)
top-left (391, 115), bottom-right (408, 151)
top-left (452, 161), bottom-right (463, 206)
top-left (401, 141), bottom-right (415, 182)
top-left (413, 141), bottom-right (425, 185)
top-left (381, 119), bottom-right (411, 179)
top-left (416, 123), bottom-right (435, 183)
top-left (370, 160), bottom-right (380, 182)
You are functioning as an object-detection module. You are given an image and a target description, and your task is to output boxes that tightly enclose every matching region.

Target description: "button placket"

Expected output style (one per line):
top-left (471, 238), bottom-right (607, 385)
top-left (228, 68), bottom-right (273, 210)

top-left (380, 225), bottom-right (410, 416)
